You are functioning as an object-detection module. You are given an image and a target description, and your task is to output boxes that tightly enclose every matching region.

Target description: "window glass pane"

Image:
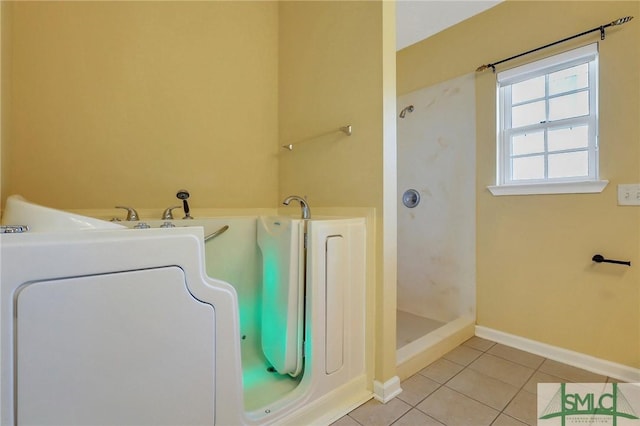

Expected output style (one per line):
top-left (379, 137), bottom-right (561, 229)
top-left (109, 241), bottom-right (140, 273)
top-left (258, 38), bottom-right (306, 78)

top-left (549, 63), bottom-right (588, 96)
top-left (497, 45), bottom-right (598, 187)
top-left (512, 155), bottom-right (544, 180)
top-left (548, 126), bottom-right (589, 152)
top-left (512, 131), bottom-right (544, 156)
top-left (548, 151), bottom-right (588, 178)
top-left (549, 91), bottom-right (589, 121)
top-left (512, 76), bottom-right (545, 104)
top-left (512, 100), bottom-right (545, 128)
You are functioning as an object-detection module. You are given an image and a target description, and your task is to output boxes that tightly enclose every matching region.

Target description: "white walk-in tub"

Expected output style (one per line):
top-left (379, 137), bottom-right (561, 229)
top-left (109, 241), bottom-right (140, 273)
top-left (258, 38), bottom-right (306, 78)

top-left (0, 196), bottom-right (370, 425)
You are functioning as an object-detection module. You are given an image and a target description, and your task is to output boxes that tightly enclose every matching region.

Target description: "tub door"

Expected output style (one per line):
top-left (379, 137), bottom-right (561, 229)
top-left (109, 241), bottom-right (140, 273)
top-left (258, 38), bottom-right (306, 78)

top-left (257, 217), bottom-right (305, 377)
top-left (15, 267), bottom-right (215, 426)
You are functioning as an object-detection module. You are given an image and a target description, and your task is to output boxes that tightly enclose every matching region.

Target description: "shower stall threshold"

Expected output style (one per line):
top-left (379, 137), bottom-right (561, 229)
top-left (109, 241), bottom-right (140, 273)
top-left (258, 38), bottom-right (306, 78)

top-left (396, 316), bottom-right (475, 381)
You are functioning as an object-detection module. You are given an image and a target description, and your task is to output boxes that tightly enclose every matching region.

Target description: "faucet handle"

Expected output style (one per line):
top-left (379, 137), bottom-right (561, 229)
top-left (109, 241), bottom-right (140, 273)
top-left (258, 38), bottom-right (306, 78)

top-left (161, 205), bottom-right (181, 220)
top-left (115, 206), bottom-right (140, 221)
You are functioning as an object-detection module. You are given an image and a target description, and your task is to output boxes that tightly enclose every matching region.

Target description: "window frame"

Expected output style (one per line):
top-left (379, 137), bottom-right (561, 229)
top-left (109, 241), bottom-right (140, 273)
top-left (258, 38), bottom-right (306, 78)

top-left (489, 43), bottom-right (608, 196)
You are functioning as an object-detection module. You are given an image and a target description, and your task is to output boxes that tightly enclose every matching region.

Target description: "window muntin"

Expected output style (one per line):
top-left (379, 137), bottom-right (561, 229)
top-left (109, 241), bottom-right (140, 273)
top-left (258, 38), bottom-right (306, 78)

top-left (497, 44), bottom-right (598, 187)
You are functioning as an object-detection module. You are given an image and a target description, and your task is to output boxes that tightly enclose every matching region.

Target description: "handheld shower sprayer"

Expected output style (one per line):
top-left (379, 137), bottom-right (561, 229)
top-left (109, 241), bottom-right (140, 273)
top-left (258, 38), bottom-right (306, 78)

top-left (176, 189), bottom-right (193, 219)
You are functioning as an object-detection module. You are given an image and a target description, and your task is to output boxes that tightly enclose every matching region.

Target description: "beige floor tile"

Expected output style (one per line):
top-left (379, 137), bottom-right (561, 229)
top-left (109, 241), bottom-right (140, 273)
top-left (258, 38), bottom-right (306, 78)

top-left (522, 370), bottom-right (566, 394)
top-left (442, 345), bottom-right (483, 366)
top-left (331, 414), bottom-right (362, 426)
top-left (538, 359), bottom-right (607, 383)
top-left (418, 358), bottom-right (464, 384)
top-left (503, 389), bottom-right (537, 426)
top-left (468, 353), bottom-right (535, 388)
top-left (487, 344), bottom-right (545, 369)
top-left (396, 374), bottom-right (440, 406)
top-left (416, 386), bottom-right (499, 426)
top-left (462, 336), bottom-right (496, 352)
top-left (392, 408), bottom-right (444, 426)
top-left (491, 413), bottom-right (529, 426)
top-left (348, 398), bottom-right (411, 426)
top-left (446, 368), bottom-right (520, 410)
top-left (351, 339), bottom-right (621, 425)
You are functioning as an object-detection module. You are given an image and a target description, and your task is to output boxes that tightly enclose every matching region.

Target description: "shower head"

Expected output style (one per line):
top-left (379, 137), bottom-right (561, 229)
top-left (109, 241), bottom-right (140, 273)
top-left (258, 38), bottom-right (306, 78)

top-left (399, 105), bottom-right (414, 119)
top-left (176, 189), bottom-right (190, 200)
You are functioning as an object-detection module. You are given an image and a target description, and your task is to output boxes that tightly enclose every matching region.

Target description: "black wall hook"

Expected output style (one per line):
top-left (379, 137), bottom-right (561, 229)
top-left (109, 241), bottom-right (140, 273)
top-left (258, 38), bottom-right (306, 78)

top-left (592, 254), bottom-right (631, 266)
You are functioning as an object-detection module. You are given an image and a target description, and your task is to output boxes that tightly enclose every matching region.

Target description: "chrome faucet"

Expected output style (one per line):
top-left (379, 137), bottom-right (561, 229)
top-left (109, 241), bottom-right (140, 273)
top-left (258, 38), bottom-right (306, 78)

top-left (161, 205), bottom-right (181, 220)
top-left (282, 195), bottom-right (311, 219)
top-left (115, 206), bottom-right (140, 221)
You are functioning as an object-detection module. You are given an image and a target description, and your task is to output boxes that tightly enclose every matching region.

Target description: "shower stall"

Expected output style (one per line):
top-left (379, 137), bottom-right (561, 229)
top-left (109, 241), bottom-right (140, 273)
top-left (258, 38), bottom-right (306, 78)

top-left (396, 73), bottom-right (477, 377)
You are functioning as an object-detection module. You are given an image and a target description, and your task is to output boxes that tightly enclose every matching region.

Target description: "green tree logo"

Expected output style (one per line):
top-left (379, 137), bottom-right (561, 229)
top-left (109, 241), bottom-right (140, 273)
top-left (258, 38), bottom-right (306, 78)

top-left (539, 383), bottom-right (639, 426)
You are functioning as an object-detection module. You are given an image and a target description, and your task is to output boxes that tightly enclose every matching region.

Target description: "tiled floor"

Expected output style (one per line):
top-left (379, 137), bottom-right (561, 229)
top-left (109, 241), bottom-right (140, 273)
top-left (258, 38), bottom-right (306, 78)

top-left (334, 337), bottom-right (616, 426)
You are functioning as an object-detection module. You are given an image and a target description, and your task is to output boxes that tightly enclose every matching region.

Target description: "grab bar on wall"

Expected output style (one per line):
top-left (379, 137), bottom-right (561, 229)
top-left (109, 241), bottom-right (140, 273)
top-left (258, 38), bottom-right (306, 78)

top-left (592, 254), bottom-right (631, 266)
top-left (282, 124), bottom-right (352, 151)
top-left (205, 225), bottom-right (229, 242)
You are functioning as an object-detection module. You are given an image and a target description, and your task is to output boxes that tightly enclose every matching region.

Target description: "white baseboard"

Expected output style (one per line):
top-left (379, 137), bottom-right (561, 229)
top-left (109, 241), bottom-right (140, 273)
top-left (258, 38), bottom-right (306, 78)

top-left (373, 376), bottom-right (402, 403)
top-left (475, 326), bottom-right (640, 383)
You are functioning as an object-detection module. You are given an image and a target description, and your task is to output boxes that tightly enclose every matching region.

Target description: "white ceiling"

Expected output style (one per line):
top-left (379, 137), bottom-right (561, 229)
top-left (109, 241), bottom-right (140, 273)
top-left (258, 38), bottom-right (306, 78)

top-left (396, 0), bottom-right (502, 51)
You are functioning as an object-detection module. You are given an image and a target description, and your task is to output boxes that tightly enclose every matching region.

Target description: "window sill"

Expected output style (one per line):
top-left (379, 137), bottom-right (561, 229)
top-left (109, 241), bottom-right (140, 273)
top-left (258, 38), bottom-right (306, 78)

top-left (487, 180), bottom-right (608, 196)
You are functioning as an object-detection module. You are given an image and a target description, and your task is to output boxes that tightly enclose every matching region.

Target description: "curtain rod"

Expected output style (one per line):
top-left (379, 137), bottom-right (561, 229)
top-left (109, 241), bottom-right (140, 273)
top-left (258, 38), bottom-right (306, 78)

top-left (476, 16), bottom-right (633, 73)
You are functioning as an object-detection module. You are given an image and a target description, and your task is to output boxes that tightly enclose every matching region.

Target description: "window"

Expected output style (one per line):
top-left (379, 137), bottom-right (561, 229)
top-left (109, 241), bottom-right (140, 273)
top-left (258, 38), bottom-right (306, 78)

top-left (489, 43), bottom-right (608, 196)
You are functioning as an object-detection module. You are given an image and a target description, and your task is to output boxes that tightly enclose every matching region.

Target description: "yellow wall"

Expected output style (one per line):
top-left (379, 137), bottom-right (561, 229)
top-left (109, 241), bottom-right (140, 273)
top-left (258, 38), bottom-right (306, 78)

top-left (278, 0), bottom-right (397, 383)
top-left (278, 2), bottom-right (382, 208)
top-left (3, 1), bottom-right (279, 209)
top-left (398, 1), bottom-right (639, 368)
top-left (3, 0), bottom-right (397, 385)
top-left (1, 1), bottom-right (10, 204)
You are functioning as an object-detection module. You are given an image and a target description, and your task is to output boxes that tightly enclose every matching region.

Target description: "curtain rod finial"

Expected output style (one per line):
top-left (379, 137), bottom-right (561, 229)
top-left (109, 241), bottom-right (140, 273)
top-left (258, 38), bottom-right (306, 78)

top-left (611, 16), bottom-right (633, 26)
top-left (476, 64), bottom-right (496, 73)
